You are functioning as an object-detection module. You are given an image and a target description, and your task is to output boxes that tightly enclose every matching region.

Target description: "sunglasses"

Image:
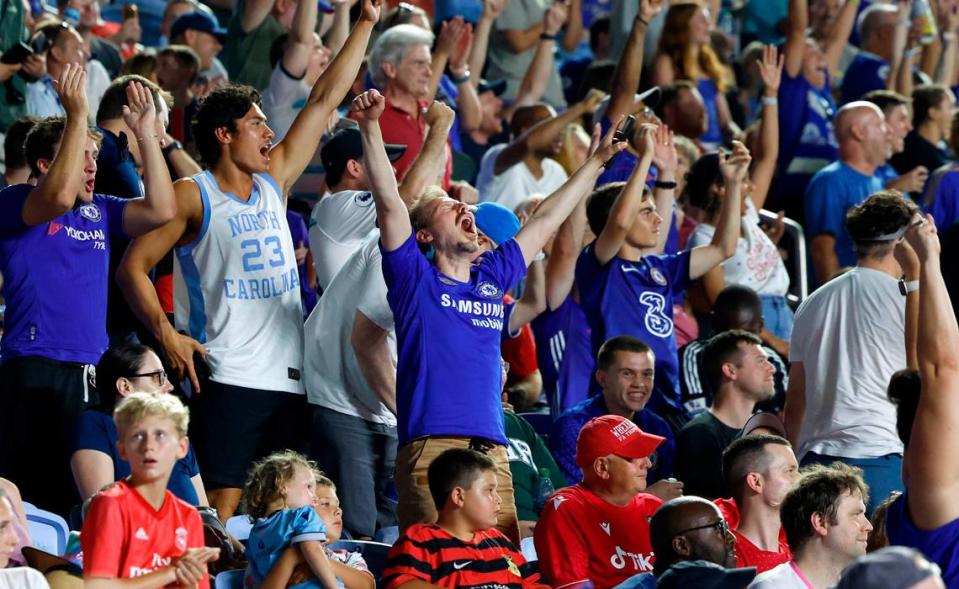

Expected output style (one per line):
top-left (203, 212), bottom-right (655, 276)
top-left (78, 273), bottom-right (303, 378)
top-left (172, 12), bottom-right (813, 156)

top-left (675, 519), bottom-right (730, 537)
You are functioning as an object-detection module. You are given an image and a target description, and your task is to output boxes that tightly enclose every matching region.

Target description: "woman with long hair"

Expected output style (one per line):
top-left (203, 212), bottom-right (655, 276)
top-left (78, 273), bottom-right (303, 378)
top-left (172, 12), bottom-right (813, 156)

top-left (653, 2), bottom-right (739, 149)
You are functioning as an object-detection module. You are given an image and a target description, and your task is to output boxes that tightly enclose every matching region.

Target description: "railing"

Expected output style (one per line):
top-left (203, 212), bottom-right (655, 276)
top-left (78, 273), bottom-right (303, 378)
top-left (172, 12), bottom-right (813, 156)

top-left (759, 209), bottom-right (808, 305)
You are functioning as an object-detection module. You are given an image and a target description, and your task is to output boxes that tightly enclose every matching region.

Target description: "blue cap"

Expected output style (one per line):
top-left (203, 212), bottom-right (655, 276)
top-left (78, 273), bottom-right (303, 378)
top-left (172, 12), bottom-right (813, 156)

top-left (473, 202), bottom-right (520, 247)
top-left (318, 0), bottom-right (335, 12)
top-left (171, 12), bottom-right (227, 43)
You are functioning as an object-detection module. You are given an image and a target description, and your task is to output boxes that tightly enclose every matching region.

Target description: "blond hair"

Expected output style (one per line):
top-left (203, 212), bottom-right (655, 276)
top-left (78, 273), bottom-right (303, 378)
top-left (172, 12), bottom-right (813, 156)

top-left (409, 185), bottom-right (449, 232)
top-left (242, 450), bottom-right (318, 521)
top-left (113, 392), bottom-right (189, 438)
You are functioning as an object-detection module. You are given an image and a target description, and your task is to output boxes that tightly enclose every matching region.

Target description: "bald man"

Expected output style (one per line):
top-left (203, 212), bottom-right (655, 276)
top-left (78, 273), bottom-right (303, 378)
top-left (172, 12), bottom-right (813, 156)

top-left (650, 497), bottom-right (739, 579)
top-left (803, 102), bottom-right (889, 284)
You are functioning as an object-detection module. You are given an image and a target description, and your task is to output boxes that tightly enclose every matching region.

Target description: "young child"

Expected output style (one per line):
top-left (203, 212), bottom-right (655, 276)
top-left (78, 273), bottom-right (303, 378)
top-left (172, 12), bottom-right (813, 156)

top-left (81, 393), bottom-right (219, 588)
top-left (382, 448), bottom-right (547, 589)
top-left (260, 474), bottom-right (375, 589)
top-left (242, 451), bottom-right (339, 589)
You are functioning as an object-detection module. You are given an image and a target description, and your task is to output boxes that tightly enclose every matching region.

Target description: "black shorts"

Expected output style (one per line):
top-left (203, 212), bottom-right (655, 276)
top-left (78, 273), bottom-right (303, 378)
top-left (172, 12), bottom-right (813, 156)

top-left (189, 380), bottom-right (308, 489)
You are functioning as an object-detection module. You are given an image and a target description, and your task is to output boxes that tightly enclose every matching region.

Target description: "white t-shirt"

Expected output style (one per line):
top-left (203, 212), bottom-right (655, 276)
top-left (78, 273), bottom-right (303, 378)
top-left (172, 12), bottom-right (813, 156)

top-left (790, 267), bottom-right (906, 459)
top-left (262, 63), bottom-right (310, 142)
top-left (0, 567), bottom-right (51, 589)
top-left (309, 189), bottom-right (378, 291)
top-left (687, 198), bottom-right (790, 296)
top-left (475, 143), bottom-right (569, 211)
top-left (749, 562), bottom-right (813, 589)
top-left (304, 234), bottom-right (397, 426)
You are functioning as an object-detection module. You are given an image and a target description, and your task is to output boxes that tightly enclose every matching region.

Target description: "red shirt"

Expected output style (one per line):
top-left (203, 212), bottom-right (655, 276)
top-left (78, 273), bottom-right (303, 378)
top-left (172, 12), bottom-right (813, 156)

top-left (382, 524), bottom-right (546, 589)
top-left (714, 498), bottom-right (791, 573)
top-left (502, 294), bottom-right (539, 382)
top-left (365, 96), bottom-right (452, 190)
top-left (82, 480), bottom-right (209, 587)
top-left (535, 484), bottom-right (662, 589)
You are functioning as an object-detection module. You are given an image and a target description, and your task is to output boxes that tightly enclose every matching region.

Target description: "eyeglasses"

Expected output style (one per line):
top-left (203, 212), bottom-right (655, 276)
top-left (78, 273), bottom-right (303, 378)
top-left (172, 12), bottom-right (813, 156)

top-left (675, 519), bottom-right (730, 537)
top-left (129, 370), bottom-right (169, 386)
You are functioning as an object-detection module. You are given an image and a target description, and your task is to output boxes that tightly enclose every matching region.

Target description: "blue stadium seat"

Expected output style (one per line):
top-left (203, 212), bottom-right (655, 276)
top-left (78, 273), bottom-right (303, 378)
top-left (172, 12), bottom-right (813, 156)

top-left (373, 525), bottom-right (399, 545)
top-left (225, 515), bottom-right (253, 543)
top-left (22, 502), bottom-right (69, 555)
top-left (329, 540), bottom-right (391, 587)
top-left (213, 569), bottom-right (245, 589)
top-left (518, 411), bottom-right (553, 441)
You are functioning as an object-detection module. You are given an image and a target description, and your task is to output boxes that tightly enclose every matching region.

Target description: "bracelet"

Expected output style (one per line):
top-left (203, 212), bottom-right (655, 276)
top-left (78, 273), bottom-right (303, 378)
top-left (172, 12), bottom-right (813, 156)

top-left (539, 32), bottom-right (557, 40)
top-left (761, 96), bottom-right (778, 106)
top-left (162, 139), bottom-right (184, 155)
top-left (653, 180), bottom-right (677, 190)
top-left (137, 133), bottom-right (159, 142)
top-left (450, 71), bottom-right (471, 85)
top-left (636, 15), bottom-right (648, 27)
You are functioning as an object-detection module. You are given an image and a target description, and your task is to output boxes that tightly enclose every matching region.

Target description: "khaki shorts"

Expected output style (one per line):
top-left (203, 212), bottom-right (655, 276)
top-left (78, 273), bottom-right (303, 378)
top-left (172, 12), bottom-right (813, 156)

top-left (395, 436), bottom-right (520, 544)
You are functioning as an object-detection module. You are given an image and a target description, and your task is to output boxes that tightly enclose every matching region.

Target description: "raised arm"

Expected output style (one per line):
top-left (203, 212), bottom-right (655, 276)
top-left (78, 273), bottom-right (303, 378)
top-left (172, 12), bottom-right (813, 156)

top-left (501, 2), bottom-right (565, 54)
top-left (822, 0), bottom-right (860, 76)
top-left (354, 90), bottom-right (412, 251)
top-left (280, 0), bottom-right (320, 78)
top-left (689, 141), bottom-right (750, 279)
top-left (783, 0), bottom-right (807, 78)
top-left (935, 2), bottom-right (959, 85)
top-left (325, 0), bottom-right (352, 56)
top-left (352, 310), bottom-right (397, 414)
top-left (749, 45), bottom-right (783, 211)
top-left (448, 25), bottom-right (482, 132)
top-left (904, 214), bottom-right (959, 528)
top-left (895, 238), bottom-right (921, 370)
top-left (606, 0), bottom-right (663, 124)
top-left (508, 256), bottom-right (547, 332)
top-left (428, 18), bottom-right (466, 104)
top-left (887, 8), bottom-right (914, 93)
top-left (120, 80), bottom-right (177, 237)
top-left (20, 64), bottom-right (87, 226)
top-left (270, 0), bottom-right (381, 193)
top-left (648, 124), bottom-right (678, 254)
top-left (240, 0), bottom-right (277, 33)
top-left (560, 0), bottom-right (584, 52)
top-left (590, 123), bottom-right (655, 265)
top-left (502, 12), bottom-right (562, 119)
top-left (468, 0), bottom-right (506, 88)
top-left (514, 124), bottom-right (627, 264)
top-left (397, 101), bottom-right (454, 204)
top-left (495, 89), bottom-right (605, 175)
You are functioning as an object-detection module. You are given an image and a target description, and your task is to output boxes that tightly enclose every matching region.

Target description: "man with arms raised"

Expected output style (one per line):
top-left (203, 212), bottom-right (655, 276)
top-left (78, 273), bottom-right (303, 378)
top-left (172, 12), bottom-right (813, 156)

top-left (117, 0), bottom-right (382, 520)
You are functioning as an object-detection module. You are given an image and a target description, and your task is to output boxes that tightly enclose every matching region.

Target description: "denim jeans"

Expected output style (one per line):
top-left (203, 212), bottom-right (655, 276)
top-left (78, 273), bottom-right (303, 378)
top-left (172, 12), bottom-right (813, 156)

top-left (760, 294), bottom-right (794, 341)
top-left (800, 452), bottom-right (903, 515)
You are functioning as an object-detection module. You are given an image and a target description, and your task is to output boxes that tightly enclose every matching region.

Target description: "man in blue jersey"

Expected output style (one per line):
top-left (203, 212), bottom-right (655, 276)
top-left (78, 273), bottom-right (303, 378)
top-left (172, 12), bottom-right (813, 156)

top-left (350, 87), bottom-right (628, 543)
top-left (577, 131), bottom-right (751, 433)
top-left (0, 65), bottom-right (176, 516)
top-left (117, 0), bottom-right (382, 520)
top-left (885, 213), bottom-right (959, 586)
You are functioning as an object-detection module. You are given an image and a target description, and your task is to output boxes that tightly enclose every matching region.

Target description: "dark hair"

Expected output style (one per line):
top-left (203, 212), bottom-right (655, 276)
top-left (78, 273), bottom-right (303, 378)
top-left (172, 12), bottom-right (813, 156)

top-left (654, 80), bottom-right (698, 119)
top-left (579, 61), bottom-right (616, 98)
top-left (845, 190), bottom-right (919, 257)
top-left (887, 369), bottom-right (920, 447)
top-left (911, 84), bottom-right (951, 127)
top-left (682, 152), bottom-right (722, 217)
top-left (95, 343), bottom-right (156, 412)
top-left (597, 335), bottom-right (652, 372)
top-left (712, 285), bottom-right (763, 332)
top-left (121, 51), bottom-right (159, 78)
top-left (158, 45), bottom-right (200, 83)
top-left (191, 84), bottom-right (262, 167)
top-left (4, 117), bottom-right (39, 170)
top-left (269, 33), bottom-right (289, 69)
top-left (24, 117), bottom-right (102, 177)
top-left (588, 16), bottom-right (610, 53)
top-left (701, 329), bottom-right (763, 391)
top-left (722, 434), bottom-right (792, 503)
top-left (427, 448), bottom-right (495, 511)
top-left (780, 463), bottom-right (869, 552)
top-left (96, 74), bottom-right (172, 125)
top-left (509, 104), bottom-right (551, 139)
top-left (862, 89), bottom-right (911, 116)
top-left (585, 181), bottom-right (653, 236)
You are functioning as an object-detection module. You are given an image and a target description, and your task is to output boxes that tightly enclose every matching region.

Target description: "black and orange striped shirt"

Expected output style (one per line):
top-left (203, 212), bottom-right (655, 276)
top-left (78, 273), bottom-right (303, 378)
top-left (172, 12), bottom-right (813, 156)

top-left (382, 524), bottom-right (547, 589)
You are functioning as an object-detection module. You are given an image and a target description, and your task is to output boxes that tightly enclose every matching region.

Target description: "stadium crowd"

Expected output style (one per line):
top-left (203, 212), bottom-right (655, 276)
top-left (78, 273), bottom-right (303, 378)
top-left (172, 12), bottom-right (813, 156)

top-left (1, 0), bottom-right (959, 586)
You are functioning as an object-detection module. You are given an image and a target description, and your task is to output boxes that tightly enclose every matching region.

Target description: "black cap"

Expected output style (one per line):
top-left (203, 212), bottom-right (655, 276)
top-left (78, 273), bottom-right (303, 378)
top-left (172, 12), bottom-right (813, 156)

top-left (320, 127), bottom-right (406, 183)
top-left (657, 561), bottom-right (756, 589)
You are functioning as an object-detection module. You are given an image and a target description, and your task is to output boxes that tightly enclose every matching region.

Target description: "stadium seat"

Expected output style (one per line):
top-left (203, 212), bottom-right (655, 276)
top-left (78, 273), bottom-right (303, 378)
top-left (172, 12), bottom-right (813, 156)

top-left (22, 503), bottom-right (69, 556)
top-left (225, 515), bottom-right (253, 543)
top-left (373, 525), bottom-right (399, 545)
top-left (329, 540), bottom-right (392, 587)
top-left (518, 411), bottom-right (553, 441)
top-left (213, 569), bottom-right (245, 589)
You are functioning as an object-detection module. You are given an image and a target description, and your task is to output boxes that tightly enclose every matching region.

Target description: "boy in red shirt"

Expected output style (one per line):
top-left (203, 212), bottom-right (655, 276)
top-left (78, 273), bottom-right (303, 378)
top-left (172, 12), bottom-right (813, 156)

top-left (82, 393), bottom-right (219, 588)
top-left (382, 448), bottom-right (546, 589)
top-left (534, 415), bottom-right (665, 588)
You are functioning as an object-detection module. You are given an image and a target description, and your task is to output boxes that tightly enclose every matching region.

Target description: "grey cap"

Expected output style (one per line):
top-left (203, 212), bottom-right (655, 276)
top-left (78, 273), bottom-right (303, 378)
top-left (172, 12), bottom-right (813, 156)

top-left (833, 546), bottom-right (941, 589)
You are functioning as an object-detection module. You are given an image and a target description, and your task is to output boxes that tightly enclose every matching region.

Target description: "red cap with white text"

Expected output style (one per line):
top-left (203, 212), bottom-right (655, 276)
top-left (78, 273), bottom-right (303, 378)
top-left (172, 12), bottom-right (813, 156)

top-left (575, 415), bottom-right (665, 469)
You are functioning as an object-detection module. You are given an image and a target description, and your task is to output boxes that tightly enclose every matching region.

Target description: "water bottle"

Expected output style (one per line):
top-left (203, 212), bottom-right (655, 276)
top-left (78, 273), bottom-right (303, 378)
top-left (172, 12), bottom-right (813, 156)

top-left (534, 468), bottom-right (555, 514)
top-left (912, 0), bottom-right (938, 45)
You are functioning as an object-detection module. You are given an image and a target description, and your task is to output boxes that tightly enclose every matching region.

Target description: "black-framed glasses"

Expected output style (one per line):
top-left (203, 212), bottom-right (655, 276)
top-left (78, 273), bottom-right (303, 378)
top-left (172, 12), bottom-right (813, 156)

top-left (128, 370), bottom-right (168, 386)
top-left (675, 519), bottom-right (729, 537)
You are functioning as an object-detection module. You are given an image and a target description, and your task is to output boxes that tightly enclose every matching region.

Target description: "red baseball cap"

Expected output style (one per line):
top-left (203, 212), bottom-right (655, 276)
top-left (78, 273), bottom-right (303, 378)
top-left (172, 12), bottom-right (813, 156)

top-left (575, 415), bottom-right (665, 469)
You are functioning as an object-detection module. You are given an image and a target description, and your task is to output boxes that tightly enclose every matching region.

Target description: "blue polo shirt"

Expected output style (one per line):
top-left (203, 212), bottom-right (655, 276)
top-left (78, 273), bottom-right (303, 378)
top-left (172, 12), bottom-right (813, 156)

top-left (0, 185), bottom-right (128, 364)
top-left (382, 233), bottom-right (527, 445)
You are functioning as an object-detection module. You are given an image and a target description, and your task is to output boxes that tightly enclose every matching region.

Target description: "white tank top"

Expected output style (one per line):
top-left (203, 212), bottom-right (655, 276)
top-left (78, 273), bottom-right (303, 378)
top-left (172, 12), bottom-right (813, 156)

top-left (173, 171), bottom-right (304, 394)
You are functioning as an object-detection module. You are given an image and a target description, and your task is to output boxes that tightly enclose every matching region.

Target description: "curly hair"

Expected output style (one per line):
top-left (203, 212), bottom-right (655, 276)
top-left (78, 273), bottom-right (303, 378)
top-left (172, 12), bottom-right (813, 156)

top-left (241, 450), bottom-right (318, 522)
top-left (191, 84), bottom-right (262, 167)
top-left (657, 3), bottom-right (729, 93)
top-left (845, 190), bottom-right (919, 257)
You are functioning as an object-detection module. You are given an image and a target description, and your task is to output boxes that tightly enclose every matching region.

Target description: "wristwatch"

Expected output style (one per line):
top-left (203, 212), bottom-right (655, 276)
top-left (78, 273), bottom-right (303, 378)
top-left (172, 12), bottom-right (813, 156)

top-left (899, 279), bottom-right (919, 296)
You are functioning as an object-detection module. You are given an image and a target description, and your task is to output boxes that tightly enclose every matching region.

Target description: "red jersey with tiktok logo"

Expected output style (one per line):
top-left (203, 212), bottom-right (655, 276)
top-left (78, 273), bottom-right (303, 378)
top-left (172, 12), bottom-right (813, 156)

top-left (81, 480), bottom-right (208, 587)
top-left (535, 484), bottom-right (662, 589)
top-left (714, 497), bottom-right (791, 573)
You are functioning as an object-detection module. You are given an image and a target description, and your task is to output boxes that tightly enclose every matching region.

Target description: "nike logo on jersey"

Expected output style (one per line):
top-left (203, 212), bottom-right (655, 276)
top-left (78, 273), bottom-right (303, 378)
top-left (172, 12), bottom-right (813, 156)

top-left (621, 265), bottom-right (643, 274)
top-left (135, 528), bottom-right (150, 541)
top-left (453, 561), bottom-right (472, 570)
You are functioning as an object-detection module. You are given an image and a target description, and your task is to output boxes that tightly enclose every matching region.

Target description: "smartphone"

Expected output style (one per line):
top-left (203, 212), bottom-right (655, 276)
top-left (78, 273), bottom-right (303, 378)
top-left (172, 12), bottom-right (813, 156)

top-left (1, 42), bottom-right (33, 65)
top-left (614, 114), bottom-right (636, 144)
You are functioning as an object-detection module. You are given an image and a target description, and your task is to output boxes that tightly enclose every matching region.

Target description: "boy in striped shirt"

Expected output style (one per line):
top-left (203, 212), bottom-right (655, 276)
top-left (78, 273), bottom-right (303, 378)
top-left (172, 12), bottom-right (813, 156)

top-left (382, 448), bottom-right (546, 589)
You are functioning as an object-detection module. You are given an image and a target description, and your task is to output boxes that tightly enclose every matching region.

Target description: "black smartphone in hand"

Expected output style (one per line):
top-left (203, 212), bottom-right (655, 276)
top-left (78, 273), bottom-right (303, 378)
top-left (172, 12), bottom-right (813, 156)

top-left (614, 114), bottom-right (636, 144)
top-left (1, 43), bottom-right (34, 65)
